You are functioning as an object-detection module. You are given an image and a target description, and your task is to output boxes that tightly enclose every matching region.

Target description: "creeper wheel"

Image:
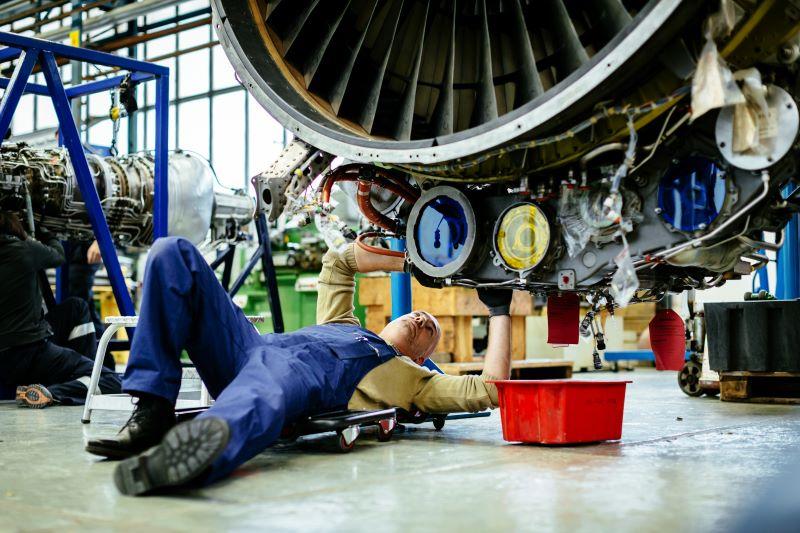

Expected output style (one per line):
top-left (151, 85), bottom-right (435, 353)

top-left (678, 357), bottom-right (704, 397)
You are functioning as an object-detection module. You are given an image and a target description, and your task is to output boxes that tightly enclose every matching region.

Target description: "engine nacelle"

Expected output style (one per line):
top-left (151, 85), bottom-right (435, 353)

top-left (213, 0), bottom-right (800, 301)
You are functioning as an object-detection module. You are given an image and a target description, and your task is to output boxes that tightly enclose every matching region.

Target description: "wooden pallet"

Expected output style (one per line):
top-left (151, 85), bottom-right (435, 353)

top-left (719, 371), bottom-right (800, 404)
top-left (439, 359), bottom-right (573, 380)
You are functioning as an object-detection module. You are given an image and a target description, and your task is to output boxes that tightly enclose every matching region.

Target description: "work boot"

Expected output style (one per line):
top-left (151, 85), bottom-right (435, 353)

top-left (85, 394), bottom-right (176, 460)
top-left (16, 384), bottom-right (55, 408)
top-left (113, 417), bottom-right (230, 496)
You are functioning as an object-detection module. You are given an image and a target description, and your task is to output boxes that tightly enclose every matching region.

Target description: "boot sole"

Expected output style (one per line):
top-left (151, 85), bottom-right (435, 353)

top-left (16, 385), bottom-right (54, 409)
top-left (85, 441), bottom-right (139, 460)
top-left (113, 417), bottom-right (229, 496)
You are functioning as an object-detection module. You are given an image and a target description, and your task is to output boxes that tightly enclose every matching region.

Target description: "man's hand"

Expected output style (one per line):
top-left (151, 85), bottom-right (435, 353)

top-left (35, 226), bottom-right (55, 242)
top-left (353, 242), bottom-right (406, 273)
top-left (87, 240), bottom-right (102, 264)
top-left (477, 287), bottom-right (513, 317)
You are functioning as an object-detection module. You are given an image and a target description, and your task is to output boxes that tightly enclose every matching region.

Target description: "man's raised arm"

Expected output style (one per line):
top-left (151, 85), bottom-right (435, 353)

top-left (316, 243), bottom-right (405, 326)
top-left (378, 288), bottom-right (514, 414)
top-left (477, 288), bottom-right (513, 381)
top-left (353, 242), bottom-right (406, 273)
top-left (27, 227), bottom-right (66, 270)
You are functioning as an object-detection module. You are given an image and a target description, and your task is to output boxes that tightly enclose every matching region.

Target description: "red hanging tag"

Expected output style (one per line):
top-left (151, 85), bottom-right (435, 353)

top-left (547, 293), bottom-right (580, 345)
top-left (649, 309), bottom-right (686, 371)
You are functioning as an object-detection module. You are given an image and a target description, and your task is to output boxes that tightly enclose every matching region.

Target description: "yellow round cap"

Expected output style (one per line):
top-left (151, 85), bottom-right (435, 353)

top-left (496, 203), bottom-right (550, 271)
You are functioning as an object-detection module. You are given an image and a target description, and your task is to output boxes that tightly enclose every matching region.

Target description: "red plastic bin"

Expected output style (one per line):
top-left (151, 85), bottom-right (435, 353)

top-left (489, 380), bottom-right (632, 444)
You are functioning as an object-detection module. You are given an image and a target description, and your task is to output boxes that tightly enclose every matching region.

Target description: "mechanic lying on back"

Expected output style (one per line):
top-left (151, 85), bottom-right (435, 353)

top-left (87, 237), bottom-right (512, 496)
top-left (321, 243), bottom-right (512, 413)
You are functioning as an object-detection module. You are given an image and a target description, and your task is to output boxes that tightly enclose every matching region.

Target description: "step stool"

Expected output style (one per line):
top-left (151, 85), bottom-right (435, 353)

top-left (81, 315), bottom-right (264, 423)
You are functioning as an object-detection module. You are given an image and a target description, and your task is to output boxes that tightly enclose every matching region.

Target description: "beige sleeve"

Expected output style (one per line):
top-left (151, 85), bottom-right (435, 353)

top-left (349, 356), bottom-right (499, 413)
top-left (413, 370), bottom-right (500, 413)
top-left (316, 244), bottom-right (361, 326)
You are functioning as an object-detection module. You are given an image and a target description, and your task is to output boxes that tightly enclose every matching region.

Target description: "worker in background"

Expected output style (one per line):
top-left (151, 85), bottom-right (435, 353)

top-left (0, 213), bottom-right (121, 407)
top-left (87, 237), bottom-right (511, 496)
top-left (68, 239), bottom-right (105, 339)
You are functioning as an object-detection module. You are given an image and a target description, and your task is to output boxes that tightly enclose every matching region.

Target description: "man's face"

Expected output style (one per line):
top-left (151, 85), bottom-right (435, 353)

top-left (380, 310), bottom-right (441, 364)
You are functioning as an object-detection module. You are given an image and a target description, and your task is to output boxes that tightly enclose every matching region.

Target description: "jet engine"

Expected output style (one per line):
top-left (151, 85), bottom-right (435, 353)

top-left (0, 144), bottom-right (254, 248)
top-left (214, 0), bottom-right (800, 305)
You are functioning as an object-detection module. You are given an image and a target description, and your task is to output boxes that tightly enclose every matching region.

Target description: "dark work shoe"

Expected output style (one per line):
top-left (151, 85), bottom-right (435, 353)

top-left (16, 385), bottom-right (55, 408)
top-left (113, 417), bottom-right (230, 496)
top-left (86, 394), bottom-right (176, 460)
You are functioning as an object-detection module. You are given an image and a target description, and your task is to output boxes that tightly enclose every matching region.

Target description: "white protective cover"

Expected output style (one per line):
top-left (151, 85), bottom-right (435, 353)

top-left (167, 152), bottom-right (215, 244)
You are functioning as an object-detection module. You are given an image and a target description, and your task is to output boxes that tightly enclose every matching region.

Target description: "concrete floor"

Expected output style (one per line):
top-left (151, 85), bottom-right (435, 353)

top-left (1, 370), bottom-right (799, 532)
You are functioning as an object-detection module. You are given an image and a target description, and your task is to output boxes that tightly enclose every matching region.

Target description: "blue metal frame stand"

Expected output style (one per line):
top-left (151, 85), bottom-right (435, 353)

top-left (0, 31), bottom-right (170, 322)
top-left (214, 214), bottom-right (284, 333)
top-left (776, 184), bottom-right (800, 300)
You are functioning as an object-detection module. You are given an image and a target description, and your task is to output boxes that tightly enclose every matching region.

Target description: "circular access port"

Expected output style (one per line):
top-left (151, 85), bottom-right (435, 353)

top-left (494, 203), bottom-right (551, 272)
top-left (406, 186), bottom-right (476, 278)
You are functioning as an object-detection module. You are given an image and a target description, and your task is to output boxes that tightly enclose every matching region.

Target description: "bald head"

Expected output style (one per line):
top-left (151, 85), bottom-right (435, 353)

top-left (378, 310), bottom-right (441, 364)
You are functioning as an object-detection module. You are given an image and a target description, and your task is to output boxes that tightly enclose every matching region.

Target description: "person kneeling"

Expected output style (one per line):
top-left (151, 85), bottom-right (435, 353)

top-left (0, 213), bottom-right (120, 407)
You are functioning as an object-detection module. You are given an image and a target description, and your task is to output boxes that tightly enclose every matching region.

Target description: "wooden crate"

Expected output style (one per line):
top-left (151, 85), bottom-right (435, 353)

top-left (612, 303), bottom-right (655, 339)
top-left (439, 359), bottom-right (573, 380)
top-left (359, 276), bottom-right (533, 363)
top-left (358, 276), bottom-right (534, 315)
top-left (720, 371), bottom-right (800, 404)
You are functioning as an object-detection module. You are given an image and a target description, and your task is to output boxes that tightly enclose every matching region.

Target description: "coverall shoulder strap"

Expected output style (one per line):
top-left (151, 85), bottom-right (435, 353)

top-left (297, 324), bottom-right (397, 362)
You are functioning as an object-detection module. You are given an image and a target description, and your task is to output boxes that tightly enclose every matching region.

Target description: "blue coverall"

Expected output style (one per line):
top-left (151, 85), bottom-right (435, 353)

top-left (122, 237), bottom-right (397, 482)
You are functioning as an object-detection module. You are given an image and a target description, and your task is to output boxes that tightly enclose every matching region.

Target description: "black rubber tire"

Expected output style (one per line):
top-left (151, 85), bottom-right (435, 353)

top-left (678, 359), bottom-right (704, 397)
top-left (433, 417), bottom-right (446, 431)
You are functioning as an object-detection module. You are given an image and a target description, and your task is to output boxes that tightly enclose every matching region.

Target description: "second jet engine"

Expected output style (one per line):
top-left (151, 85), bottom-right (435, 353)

top-left (0, 144), bottom-right (254, 248)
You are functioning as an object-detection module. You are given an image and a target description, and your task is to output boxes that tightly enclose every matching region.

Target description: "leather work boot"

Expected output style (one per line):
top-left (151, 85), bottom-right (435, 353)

top-left (114, 417), bottom-right (230, 496)
top-left (85, 394), bottom-right (176, 460)
top-left (16, 384), bottom-right (55, 408)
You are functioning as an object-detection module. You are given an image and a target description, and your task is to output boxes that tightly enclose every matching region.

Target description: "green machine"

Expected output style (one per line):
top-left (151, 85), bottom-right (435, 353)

top-left (236, 228), bottom-right (366, 334)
